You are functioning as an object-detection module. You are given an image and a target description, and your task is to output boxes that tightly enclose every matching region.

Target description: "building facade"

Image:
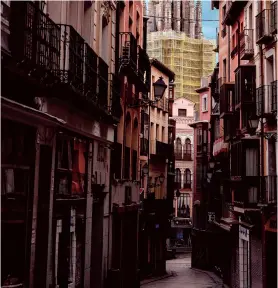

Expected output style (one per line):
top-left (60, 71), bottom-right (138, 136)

top-left (1, 1), bottom-right (149, 288)
top-left (190, 1), bottom-right (277, 287)
top-left (138, 58), bottom-right (176, 278)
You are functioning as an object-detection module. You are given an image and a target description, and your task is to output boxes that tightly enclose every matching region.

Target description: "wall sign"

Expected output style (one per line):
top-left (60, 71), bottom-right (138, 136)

top-left (208, 212), bottom-right (215, 223)
top-left (239, 225), bottom-right (249, 241)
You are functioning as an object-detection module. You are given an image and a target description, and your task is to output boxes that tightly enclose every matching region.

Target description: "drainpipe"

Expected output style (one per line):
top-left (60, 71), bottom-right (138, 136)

top-left (228, 26), bottom-right (231, 82)
top-left (236, 20), bottom-right (240, 68)
top-left (259, 2), bottom-right (266, 287)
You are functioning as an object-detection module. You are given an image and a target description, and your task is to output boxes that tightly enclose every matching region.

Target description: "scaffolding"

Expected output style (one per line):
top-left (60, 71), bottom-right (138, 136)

top-left (147, 30), bottom-right (216, 103)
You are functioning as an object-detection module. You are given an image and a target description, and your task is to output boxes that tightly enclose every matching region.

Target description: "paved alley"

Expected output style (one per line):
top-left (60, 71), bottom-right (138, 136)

top-left (141, 254), bottom-right (224, 288)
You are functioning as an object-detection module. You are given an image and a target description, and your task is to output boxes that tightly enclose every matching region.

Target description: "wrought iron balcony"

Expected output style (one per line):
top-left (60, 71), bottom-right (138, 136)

top-left (10, 1), bottom-right (60, 81)
top-left (84, 43), bottom-right (98, 99)
top-left (256, 9), bottom-right (275, 44)
top-left (109, 73), bottom-right (122, 120)
top-left (222, 0), bottom-right (248, 26)
top-left (137, 45), bottom-right (150, 92)
top-left (98, 57), bottom-right (109, 109)
top-left (150, 140), bottom-right (170, 159)
top-left (183, 182), bottom-right (192, 189)
top-left (220, 82), bottom-right (234, 118)
top-left (55, 24), bottom-right (85, 93)
top-left (239, 29), bottom-right (254, 60)
top-left (235, 65), bottom-right (256, 107)
top-left (256, 81), bottom-right (277, 117)
top-left (119, 32), bottom-right (138, 76)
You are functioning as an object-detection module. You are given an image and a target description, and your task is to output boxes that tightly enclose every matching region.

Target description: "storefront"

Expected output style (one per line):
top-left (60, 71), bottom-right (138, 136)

top-left (1, 119), bottom-right (37, 287)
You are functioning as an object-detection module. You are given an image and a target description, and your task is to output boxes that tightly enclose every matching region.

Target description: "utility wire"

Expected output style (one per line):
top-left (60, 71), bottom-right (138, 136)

top-left (144, 15), bottom-right (219, 22)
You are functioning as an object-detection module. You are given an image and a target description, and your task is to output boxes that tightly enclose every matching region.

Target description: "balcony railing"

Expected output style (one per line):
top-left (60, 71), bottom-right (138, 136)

top-left (256, 82), bottom-right (277, 116)
top-left (156, 141), bottom-right (170, 158)
top-left (256, 9), bottom-right (275, 44)
top-left (183, 182), bottom-right (192, 189)
top-left (222, 0), bottom-right (248, 26)
top-left (235, 65), bottom-right (256, 106)
top-left (10, 1), bottom-right (61, 79)
top-left (240, 29), bottom-right (254, 60)
top-left (220, 82), bottom-right (234, 117)
top-left (140, 138), bottom-right (148, 156)
top-left (55, 24), bottom-right (85, 92)
top-left (109, 73), bottom-right (122, 119)
top-left (98, 57), bottom-right (109, 109)
top-left (84, 43), bottom-right (98, 98)
top-left (119, 32), bottom-right (138, 74)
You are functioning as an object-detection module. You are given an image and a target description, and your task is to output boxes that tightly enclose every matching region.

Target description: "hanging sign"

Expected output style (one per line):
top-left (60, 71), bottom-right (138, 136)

top-left (239, 225), bottom-right (249, 241)
top-left (265, 214), bottom-right (277, 233)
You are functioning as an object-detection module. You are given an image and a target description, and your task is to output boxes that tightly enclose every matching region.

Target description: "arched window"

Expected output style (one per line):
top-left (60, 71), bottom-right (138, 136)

top-left (184, 169), bottom-right (191, 189)
top-left (177, 193), bottom-right (191, 218)
top-left (175, 168), bottom-right (181, 188)
top-left (175, 138), bottom-right (182, 159)
top-left (184, 138), bottom-right (191, 160)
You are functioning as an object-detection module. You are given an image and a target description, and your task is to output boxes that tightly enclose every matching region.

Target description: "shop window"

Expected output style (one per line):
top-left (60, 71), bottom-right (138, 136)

top-left (56, 136), bottom-right (87, 198)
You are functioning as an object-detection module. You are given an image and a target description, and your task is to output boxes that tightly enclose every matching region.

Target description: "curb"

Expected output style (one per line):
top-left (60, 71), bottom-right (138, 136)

top-left (140, 271), bottom-right (175, 286)
top-left (190, 268), bottom-right (229, 288)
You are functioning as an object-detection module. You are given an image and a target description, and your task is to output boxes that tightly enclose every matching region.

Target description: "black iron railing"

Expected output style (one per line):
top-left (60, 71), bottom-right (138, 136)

top-left (109, 73), bottom-right (122, 119)
top-left (256, 9), bottom-right (274, 43)
top-left (156, 141), bottom-right (170, 158)
top-left (10, 1), bottom-right (60, 76)
top-left (84, 43), bottom-right (98, 98)
top-left (271, 80), bottom-right (277, 113)
top-left (174, 150), bottom-right (183, 160)
top-left (56, 24), bottom-right (85, 92)
top-left (119, 32), bottom-right (137, 72)
top-left (98, 57), bottom-right (109, 109)
top-left (256, 83), bottom-right (277, 116)
top-left (239, 29), bottom-right (254, 60)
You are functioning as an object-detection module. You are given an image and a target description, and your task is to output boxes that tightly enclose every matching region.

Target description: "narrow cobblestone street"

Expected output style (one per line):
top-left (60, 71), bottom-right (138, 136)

top-left (141, 254), bottom-right (224, 288)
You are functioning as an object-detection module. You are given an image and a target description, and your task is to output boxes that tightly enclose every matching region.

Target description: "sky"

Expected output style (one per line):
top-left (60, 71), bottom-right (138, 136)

top-left (201, 0), bottom-right (219, 40)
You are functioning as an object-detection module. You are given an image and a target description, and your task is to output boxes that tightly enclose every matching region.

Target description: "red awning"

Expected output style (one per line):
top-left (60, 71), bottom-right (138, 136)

top-left (213, 137), bottom-right (229, 157)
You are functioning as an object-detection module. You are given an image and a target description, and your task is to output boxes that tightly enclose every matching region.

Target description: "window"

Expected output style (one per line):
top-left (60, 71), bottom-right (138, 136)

top-left (175, 168), bottom-right (181, 185)
top-left (202, 94), bottom-right (208, 112)
top-left (125, 186), bottom-right (132, 204)
top-left (185, 138), bottom-right (191, 155)
top-left (177, 193), bottom-right (190, 218)
top-left (56, 136), bottom-right (87, 198)
top-left (178, 109), bottom-right (187, 117)
top-left (175, 138), bottom-right (182, 158)
top-left (223, 59), bottom-right (227, 79)
top-left (183, 169), bottom-right (191, 189)
top-left (197, 128), bottom-right (202, 146)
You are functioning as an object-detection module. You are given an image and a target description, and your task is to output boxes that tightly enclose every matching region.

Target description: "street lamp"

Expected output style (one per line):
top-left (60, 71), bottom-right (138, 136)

top-left (208, 159), bottom-right (216, 170)
top-left (142, 163), bottom-right (148, 175)
top-left (248, 115), bottom-right (259, 130)
top-left (153, 76), bottom-right (167, 101)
